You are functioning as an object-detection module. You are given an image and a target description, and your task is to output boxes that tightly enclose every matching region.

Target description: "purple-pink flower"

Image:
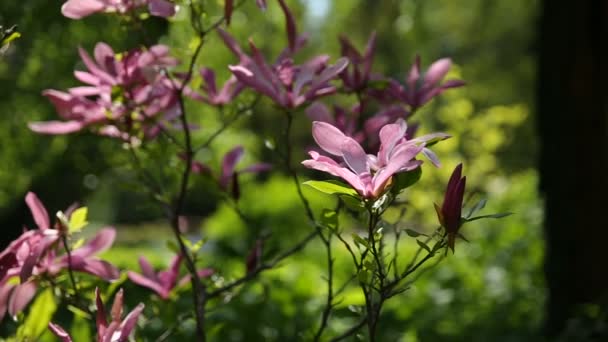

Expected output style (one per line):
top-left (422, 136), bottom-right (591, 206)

top-left (302, 120), bottom-right (448, 199)
top-left (339, 31), bottom-right (377, 92)
top-left (127, 254), bottom-right (213, 299)
top-left (435, 163), bottom-right (467, 252)
top-left (0, 192), bottom-right (119, 321)
top-left (193, 68), bottom-right (245, 106)
top-left (62, 0), bottom-right (176, 20)
top-left (29, 43), bottom-right (181, 141)
top-left (388, 55), bottom-right (465, 110)
top-left (49, 287), bottom-right (145, 342)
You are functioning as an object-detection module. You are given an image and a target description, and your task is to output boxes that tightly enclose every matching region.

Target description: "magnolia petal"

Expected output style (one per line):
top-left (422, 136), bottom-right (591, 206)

top-left (117, 302), bottom-right (145, 340)
top-left (28, 121), bottom-right (85, 135)
top-left (312, 121), bottom-right (348, 156)
top-left (61, 0), bottom-right (105, 19)
top-left (148, 0), bottom-right (176, 17)
top-left (424, 58), bottom-right (451, 87)
top-left (77, 259), bottom-right (120, 280)
top-left (422, 147), bottom-right (441, 167)
top-left (25, 192), bottom-right (49, 230)
top-left (8, 281), bottom-right (37, 317)
top-left (220, 146), bottom-right (245, 189)
top-left (127, 271), bottom-right (168, 299)
top-left (278, 0), bottom-right (297, 52)
top-left (71, 228), bottom-right (116, 259)
top-left (48, 322), bottom-right (73, 342)
top-left (340, 137), bottom-right (369, 175)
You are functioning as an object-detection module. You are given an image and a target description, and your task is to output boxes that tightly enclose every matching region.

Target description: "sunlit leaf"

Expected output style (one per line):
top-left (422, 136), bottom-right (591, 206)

top-left (69, 207), bottom-right (88, 233)
top-left (303, 180), bottom-right (358, 196)
top-left (17, 288), bottom-right (57, 340)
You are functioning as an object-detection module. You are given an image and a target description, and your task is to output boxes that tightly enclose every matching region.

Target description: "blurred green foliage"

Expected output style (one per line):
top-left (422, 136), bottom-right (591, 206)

top-left (1, 0), bottom-right (543, 340)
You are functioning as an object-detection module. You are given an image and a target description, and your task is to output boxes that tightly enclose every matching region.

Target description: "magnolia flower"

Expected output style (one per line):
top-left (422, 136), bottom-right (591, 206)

top-left (388, 55), bottom-right (465, 109)
top-left (49, 288), bottom-right (145, 342)
top-left (0, 193), bottom-right (119, 321)
top-left (217, 0), bottom-right (347, 109)
top-left (435, 164), bottom-right (467, 252)
top-left (62, 0), bottom-right (176, 20)
top-left (228, 46), bottom-right (348, 109)
top-left (302, 120), bottom-right (448, 199)
top-left (338, 31), bottom-right (377, 91)
top-left (219, 146), bottom-right (272, 199)
top-left (193, 68), bottom-right (244, 106)
top-left (127, 254), bottom-right (213, 299)
top-left (29, 43), bottom-right (181, 141)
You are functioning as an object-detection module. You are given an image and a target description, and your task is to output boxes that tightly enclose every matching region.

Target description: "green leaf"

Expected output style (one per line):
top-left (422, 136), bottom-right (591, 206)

top-left (391, 168), bottom-right (422, 195)
top-left (404, 228), bottom-right (426, 238)
top-left (339, 195), bottom-right (365, 211)
top-left (416, 239), bottom-right (432, 254)
top-left (321, 209), bottom-right (339, 231)
top-left (303, 180), bottom-right (358, 197)
top-left (17, 288), bottom-right (57, 340)
top-left (465, 198), bottom-right (487, 218)
top-left (69, 207), bottom-right (88, 233)
top-left (465, 212), bottom-right (513, 222)
top-left (352, 234), bottom-right (369, 248)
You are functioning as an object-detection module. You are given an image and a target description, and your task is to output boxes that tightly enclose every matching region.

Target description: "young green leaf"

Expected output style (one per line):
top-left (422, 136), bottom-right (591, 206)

top-left (465, 198), bottom-right (487, 218)
top-left (391, 167), bottom-right (422, 195)
top-left (69, 207), bottom-right (89, 233)
top-left (465, 212), bottom-right (513, 222)
top-left (416, 239), bottom-right (432, 254)
top-left (303, 180), bottom-right (358, 196)
top-left (321, 209), bottom-right (339, 230)
top-left (17, 288), bottom-right (57, 340)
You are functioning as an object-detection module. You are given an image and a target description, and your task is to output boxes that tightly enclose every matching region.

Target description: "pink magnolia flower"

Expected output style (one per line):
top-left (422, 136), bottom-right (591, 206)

top-left (127, 254), bottom-right (213, 299)
top-left (29, 43), bottom-right (181, 141)
top-left (49, 287), bottom-right (145, 342)
top-left (219, 146), bottom-right (272, 199)
top-left (435, 163), bottom-right (466, 252)
top-left (62, 0), bottom-right (176, 20)
top-left (227, 43), bottom-right (348, 109)
top-left (338, 31), bottom-right (377, 92)
top-left (193, 68), bottom-right (245, 106)
top-left (0, 193), bottom-right (119, 321)
top-left (217, 0), bottom-right (347, 109)
top-left (302, 120), bottom-right (448, 199)
top-left (388, 55), bottom-right (465, 109)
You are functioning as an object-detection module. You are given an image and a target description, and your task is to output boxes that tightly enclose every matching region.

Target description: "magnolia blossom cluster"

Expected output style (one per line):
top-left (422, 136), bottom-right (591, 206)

top-left (49, 288), bottom-right (145, 342)
top-left (303, 120), bottom-right (448, 199)
top-left (0, 193), bottom-right (119, 321)
top-left (29, 43), bottom-right (181, 141)
top-left (62, 0), bottom-right (176, 19)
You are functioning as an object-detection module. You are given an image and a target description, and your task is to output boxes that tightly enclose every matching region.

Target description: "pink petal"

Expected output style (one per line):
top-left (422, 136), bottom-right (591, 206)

top-left (278, 0), bottom-right (297, 52)
top-left (78, 46), bottom-right (116, 85)
top-left (127, 271), bottom-right (168, 299)
top-left (25, 192), bottom-right (49, 230)
top-left (372, 144), bottom-right (423, 195)
top-left (424, 58), bottom-right (451, 87)
top-left (76, 259), bottom-right (120, 280)
top-left (48, 322), bottom-right (73, 342)
top-left (8, 281), bottom-right (37, 316)
top-left (148, 0), bottom-right (176, 17)
top-left (220, 146), bottom-right (244, 189)
top-left (28, 121), bottom-right (85, 135)
top-left (312, 121), bottom-right (348, 156)
top-left (71, 228), bottom-right (116, 259)
top-left (61, 0), bottom-right (105, 19)
top-left (95, 287), bottom-right (108, 331)
top-left (340, 137), bottom-right (369, 175)
top-left (118, 303), bottom-right (145, 339)
top-left (217, 28), bottom-right (246, 60)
